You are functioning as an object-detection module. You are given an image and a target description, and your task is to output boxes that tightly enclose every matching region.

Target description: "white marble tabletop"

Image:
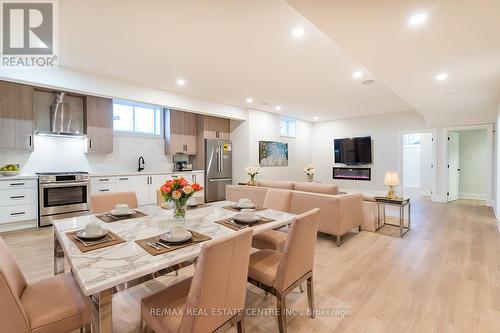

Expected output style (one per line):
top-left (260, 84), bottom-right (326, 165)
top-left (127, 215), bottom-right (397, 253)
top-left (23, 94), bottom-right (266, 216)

top-left (52, 201), bottom-right (296, 296)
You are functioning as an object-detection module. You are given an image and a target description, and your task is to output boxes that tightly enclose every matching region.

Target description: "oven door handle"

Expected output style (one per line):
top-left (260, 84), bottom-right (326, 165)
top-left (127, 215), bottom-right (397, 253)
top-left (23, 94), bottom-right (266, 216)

top-left (41, 182), bottom-right (88, 188)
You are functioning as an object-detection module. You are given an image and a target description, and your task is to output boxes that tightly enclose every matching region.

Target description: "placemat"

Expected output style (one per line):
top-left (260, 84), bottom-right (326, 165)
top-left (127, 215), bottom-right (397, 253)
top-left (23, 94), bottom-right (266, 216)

top-left (136, 230), bottom-right (212, 256)
top-left (187, 203), bottom-right (211, 210)
top-left (66, 230), bottom-right (126, 253)
top-left (215, 217), bottom-right (275, 231)
top-left (222, 205), bottom-right (267, 213)
top-left (95, 210), bottom-right (148, 223)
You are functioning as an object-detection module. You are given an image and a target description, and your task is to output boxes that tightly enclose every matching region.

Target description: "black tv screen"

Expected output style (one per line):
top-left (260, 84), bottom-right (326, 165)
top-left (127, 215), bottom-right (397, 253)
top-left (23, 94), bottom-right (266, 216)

top-left (334, 136), bottom-right (372, 165)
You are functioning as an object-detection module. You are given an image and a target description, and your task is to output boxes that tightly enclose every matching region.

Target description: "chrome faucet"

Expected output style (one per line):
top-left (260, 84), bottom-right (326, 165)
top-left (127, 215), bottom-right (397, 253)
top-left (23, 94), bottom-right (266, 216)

top-left (138, 156), bottom-right (145, 172)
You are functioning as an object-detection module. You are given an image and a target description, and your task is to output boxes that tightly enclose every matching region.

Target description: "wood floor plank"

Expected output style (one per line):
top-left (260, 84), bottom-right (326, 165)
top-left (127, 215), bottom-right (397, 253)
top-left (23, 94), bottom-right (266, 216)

top-left (2, 197), bottom-right (500, 332)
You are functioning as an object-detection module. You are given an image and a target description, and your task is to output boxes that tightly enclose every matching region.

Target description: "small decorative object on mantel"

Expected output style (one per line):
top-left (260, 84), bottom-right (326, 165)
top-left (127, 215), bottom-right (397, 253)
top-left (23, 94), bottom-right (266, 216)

top-left (160, 177), bottom-right (203, 220)
top-left (245, 165), bottom-right (260, 185)
top-left (384, 171), bottom-right (400, 199)
top-left (304, 165), bottom-right (315, 182)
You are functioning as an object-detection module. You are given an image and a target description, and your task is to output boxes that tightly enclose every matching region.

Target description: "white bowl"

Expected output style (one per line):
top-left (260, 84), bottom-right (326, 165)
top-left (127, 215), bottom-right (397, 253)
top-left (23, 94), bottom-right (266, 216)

top-left (1, 171), bottom-right (20, 176)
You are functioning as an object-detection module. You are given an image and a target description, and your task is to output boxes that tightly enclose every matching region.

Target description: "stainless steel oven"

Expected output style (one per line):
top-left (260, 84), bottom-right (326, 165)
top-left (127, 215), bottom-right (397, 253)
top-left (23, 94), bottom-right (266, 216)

top-left (38, 172), bottom-right (90, 226)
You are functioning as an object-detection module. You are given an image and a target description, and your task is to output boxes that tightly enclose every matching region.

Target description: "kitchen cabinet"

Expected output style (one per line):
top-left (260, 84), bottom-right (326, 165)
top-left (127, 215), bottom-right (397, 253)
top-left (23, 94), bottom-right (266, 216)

top-left (0, 81), bottom-right (34, 151)
top-left (193, 115), bottom-right (230, 170)
top-left (0, 178), bottom-right (37, 231)
top-left (165, 109), bottom-right (197, 155)
top-left (116, 176), bottom-right (131, 192)
top-left (91, 173), bottom-right (198, 206)
top-left (85, 95), bottom-right (113, 153)
top-left (130, 176), bottom-right (150, 206)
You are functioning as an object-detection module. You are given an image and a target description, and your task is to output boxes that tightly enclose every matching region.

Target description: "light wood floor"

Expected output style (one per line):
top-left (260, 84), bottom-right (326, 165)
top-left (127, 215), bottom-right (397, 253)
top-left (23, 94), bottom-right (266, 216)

top-left (2, 197), bottom-right (500, 332)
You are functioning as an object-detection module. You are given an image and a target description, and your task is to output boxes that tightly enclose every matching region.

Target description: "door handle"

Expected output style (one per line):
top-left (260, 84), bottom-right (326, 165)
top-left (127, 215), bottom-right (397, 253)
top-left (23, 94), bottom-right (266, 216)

top-left (10, 195), bottom-right (25, 199)
top-left (208, 178), bottom-right (232, 182)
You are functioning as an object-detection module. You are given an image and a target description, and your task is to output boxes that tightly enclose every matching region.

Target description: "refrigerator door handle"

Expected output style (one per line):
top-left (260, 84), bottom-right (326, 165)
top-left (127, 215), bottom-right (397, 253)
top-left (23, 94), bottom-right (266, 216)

top-left (208, 178), bottom-right (232, 182)
top-left (219, 145), bottom-right (224, 173)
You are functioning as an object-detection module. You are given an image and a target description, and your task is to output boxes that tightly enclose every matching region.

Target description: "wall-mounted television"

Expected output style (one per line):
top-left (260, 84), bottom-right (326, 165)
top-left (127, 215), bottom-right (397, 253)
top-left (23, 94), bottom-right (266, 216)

top-left (334, 136), bottom-right (372, 165)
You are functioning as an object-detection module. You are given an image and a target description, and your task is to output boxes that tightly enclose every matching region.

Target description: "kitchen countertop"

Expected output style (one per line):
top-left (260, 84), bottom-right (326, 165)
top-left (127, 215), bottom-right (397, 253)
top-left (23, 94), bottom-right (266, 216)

top-left (0, 175), bottom-right (38, 181)
top-left (89, 170), bottom-right (204, 177)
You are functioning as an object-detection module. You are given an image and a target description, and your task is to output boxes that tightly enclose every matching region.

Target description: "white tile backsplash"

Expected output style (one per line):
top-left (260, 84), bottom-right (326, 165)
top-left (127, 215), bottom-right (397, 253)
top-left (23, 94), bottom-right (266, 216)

top-left (0, 134), bottom-right (174, 175)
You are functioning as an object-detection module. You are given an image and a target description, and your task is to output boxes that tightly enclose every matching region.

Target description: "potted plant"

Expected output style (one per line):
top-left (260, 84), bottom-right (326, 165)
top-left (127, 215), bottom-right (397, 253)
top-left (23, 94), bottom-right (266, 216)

top-left (160, 177), bottom-right (203, 220)
top-left (245, 166), bottom-right (260, 185)
top-left (304, 165), bottom-right (315, 182)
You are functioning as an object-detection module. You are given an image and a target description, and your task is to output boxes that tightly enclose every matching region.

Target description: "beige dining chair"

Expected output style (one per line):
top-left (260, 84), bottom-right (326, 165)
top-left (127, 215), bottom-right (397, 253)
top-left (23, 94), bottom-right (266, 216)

top-left (0, 237), bottom-right (92, 333)
top-left (140, 228), bottom-right (253, 333)
top-left (251, 189), bottom-right (292, 251)
top-left (247, 208), bottom-right (320, 333)
top-left (90, 191), bottom-right (138, 214)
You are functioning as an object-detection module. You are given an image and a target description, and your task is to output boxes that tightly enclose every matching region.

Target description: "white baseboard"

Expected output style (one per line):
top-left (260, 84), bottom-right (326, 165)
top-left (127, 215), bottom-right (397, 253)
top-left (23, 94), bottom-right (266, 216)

top-left (432, 194), bottom-right (447, 203)
top-left (459, 192), bottom-right (487, 200)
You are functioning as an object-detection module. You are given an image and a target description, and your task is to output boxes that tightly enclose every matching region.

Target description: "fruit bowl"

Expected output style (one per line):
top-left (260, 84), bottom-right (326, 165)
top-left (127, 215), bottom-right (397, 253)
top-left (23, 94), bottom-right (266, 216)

top-left (0, 164), bottom-right (20, 176)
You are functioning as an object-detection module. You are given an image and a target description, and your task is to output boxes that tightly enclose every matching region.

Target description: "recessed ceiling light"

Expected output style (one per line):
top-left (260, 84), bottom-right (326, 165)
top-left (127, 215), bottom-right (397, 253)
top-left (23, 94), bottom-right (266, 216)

top-left (176, 78), bottom-right (185, 86)
top-left (408, 13), bottom-right (427, 26)
top-left (435, 73), bottom-right (448, 81)
top-left (353, 71), bottom-right (363, 79)
top-left (245, 97), bottom-right (253, 104)
top-left (314, 116), bottom-right (319, 121)
top-left (275, 106), bottom-right (281, 111)
top-left (292, 26), bottom-right (305, 38)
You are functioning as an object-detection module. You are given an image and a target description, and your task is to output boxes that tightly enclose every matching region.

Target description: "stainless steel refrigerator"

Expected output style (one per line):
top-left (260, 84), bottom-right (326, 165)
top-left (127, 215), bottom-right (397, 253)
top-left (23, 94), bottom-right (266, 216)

top-left (205, 138), bottom-right (232, 202)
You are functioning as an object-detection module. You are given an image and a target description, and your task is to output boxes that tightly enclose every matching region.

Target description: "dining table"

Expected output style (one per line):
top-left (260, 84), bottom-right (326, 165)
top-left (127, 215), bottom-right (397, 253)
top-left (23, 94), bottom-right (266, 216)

top-left (52, 200), bottom-right (297, 333)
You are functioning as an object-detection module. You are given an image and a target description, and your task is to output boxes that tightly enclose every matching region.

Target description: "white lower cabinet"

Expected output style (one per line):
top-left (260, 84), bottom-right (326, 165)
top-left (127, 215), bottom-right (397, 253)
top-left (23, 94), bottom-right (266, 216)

top-left (116, 176), bottom-right (131, 192)
top-left (129, 176), bottom-right (150, 206)
top-left (91, 172), bottom-right (203, 206)
top-left (0, 179), bottom-right (38, 230)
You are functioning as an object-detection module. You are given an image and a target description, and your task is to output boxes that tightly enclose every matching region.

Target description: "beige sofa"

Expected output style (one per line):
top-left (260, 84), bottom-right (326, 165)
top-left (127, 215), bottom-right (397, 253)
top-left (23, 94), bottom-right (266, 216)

top-left (227, 181), bottom-right (363, 246)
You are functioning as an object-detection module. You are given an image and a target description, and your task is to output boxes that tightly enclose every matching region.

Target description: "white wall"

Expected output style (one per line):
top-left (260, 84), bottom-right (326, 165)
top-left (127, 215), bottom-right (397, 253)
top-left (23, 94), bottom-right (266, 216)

top-left (458, 129), bottom-right (488, 200)
top-left (230, 109), bottom-right (312, 184)
top-left (0, 134), bottom-right (174, 175)
top-left (311, 111), bottom-right (427, 194)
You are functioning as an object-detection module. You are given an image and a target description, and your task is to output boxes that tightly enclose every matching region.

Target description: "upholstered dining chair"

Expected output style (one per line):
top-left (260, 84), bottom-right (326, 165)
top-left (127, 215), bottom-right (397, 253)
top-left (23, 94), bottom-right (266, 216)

top-left (0, 237), bottom-right (92, 333)
top-left (247, 208), bottom-right (320, 333)
top-left (90, 191), bottom-right (138, 214)
top-left (251, 189), bottom-right (293, 251)
top-left (140, 228), bottom-right (253, 333)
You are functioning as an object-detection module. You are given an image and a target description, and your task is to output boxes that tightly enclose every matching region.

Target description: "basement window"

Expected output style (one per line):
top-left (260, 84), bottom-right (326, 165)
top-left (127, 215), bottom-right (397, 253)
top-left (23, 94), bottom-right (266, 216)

top-left (113, 100), bottom-right (162, 136)
top-left (280, 117), bottom-right (296, 138)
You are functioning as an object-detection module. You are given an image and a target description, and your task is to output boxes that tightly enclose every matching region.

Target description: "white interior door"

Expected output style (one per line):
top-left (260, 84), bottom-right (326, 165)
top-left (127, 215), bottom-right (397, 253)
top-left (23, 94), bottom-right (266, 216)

top-left (448, 132), bottom-right (460, 202)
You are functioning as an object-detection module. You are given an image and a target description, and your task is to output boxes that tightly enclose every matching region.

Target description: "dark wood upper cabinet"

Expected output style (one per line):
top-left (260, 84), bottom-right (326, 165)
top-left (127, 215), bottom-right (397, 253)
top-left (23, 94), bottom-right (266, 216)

top-left (0, 81), bottom-right (34, 151)
top-left (85, 95), bottom-right (113, 153)
top-left (165, 109), bottom-right (197, 155)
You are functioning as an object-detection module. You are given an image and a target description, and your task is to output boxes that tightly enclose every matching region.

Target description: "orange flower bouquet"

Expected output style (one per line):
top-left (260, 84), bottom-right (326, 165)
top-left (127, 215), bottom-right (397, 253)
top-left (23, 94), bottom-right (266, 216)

top-left (160, 177), bottom-right (203, 219)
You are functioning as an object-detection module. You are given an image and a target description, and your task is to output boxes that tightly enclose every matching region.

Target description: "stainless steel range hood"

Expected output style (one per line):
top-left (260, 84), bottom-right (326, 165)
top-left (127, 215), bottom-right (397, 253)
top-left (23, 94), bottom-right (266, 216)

top-left (35, 91), bottom-right (85, 138)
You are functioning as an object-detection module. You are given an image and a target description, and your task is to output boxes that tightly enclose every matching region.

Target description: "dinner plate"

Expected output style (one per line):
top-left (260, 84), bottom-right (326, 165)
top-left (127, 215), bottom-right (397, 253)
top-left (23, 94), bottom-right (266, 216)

top-left (160, 231), bottom-right (193, 244)
top-left (233, 214), bottom-right (260, 224)
top-left (76, 229), bottom-right (109, 240)
top-left (110, 209), bottom-right (135, 216)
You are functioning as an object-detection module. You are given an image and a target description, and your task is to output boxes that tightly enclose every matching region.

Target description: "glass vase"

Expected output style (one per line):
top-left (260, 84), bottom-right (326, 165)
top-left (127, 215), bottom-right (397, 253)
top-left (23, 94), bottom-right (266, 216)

top-left (249, 174), bottom-right (256, 186)
top-left (173, 200), bottom-right (187, 220)
top-left (307, 174), bottom-right (313, 182)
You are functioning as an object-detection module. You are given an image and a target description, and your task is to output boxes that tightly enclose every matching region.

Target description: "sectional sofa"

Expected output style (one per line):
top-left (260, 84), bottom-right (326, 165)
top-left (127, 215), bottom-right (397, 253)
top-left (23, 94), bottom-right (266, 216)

top-left (227, 180), bottom-right (367, 246)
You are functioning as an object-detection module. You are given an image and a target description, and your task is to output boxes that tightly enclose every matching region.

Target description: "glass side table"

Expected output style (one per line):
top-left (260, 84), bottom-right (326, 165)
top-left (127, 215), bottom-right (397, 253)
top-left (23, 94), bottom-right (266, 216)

top-left (374, 197), bottom-right (410, 238)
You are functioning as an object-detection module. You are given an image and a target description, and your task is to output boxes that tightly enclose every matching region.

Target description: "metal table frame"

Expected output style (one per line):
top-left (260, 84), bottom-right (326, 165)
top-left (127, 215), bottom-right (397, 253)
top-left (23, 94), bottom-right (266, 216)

top-left (375, 198), bottom-right (410, 238)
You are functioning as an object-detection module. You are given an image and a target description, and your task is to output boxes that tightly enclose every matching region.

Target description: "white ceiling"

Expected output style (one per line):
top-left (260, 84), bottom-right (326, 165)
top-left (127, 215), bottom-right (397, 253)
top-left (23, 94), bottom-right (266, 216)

top-left (56, 0), bottom-right (500, 126)
top-left (58, 0), bottom-right (412, 123)
top-left (285, 0), bottom-right (500, 126)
